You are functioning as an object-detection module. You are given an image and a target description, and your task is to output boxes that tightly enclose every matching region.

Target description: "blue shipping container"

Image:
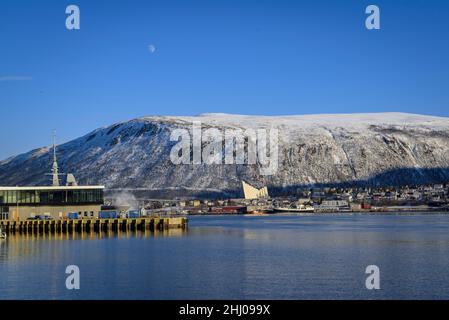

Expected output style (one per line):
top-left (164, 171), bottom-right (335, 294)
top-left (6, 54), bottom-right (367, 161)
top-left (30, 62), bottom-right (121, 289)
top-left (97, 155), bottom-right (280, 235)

top-left (99, 211), bottom-right (117, 219)
top-left (68, 212), bottom-right (79, 219)
top-left (98, 212), bottom-right (108, 219)
top-left (128, 210), bottom-right (140, 218)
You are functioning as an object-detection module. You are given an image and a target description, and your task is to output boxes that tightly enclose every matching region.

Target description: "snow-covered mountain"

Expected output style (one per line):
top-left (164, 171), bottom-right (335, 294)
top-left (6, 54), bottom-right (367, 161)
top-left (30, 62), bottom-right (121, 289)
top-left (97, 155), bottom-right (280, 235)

top-left (1, 112), bottom-right (449, 198)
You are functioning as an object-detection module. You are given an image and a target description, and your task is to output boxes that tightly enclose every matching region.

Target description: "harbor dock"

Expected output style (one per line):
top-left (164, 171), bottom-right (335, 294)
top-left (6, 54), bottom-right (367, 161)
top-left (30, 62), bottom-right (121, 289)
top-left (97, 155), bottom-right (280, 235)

top-left (0, 217), bottom-right (188, 234)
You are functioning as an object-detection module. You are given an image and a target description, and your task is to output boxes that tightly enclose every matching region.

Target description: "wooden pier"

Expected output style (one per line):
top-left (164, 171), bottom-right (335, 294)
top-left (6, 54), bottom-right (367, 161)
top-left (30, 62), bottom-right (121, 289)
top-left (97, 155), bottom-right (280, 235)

top-left (0, 217), bottom-right (188, 234)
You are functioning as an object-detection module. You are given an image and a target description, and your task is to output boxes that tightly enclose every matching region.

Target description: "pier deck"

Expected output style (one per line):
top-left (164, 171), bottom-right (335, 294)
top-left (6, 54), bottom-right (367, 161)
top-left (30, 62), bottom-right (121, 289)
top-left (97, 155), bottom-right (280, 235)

top-left (0, 217), bottom-right (188, 234)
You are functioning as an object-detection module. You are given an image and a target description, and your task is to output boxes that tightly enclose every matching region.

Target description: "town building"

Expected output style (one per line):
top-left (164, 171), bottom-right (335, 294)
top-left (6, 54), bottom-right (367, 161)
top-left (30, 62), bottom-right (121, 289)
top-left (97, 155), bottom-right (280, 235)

top-left (0, 186), bottom-right (104, 220)
top-left (0, 133), bottom-right (104, 221)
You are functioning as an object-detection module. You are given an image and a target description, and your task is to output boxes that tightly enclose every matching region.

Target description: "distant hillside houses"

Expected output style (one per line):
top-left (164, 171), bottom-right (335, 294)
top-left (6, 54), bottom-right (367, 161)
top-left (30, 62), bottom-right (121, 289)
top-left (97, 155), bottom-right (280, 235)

top-left (294, 183), bottom-right (449, 205)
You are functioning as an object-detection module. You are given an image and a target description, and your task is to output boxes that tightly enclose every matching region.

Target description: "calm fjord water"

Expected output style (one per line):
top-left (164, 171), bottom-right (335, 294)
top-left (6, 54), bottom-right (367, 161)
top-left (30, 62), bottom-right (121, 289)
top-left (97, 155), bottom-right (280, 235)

top-left (1, 214), bottom-right (449, 300)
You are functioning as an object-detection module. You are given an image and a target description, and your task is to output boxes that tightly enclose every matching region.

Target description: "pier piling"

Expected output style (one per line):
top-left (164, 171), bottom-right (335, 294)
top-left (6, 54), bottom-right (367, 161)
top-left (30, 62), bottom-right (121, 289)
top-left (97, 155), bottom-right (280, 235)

top-left (0, 217), bottom-right (187, 235)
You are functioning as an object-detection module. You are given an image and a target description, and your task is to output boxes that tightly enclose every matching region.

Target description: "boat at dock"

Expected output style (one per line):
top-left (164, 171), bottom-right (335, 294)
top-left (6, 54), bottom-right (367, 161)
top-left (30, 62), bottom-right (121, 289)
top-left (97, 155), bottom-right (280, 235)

top-left (274, 204), bottom-right (315, 213)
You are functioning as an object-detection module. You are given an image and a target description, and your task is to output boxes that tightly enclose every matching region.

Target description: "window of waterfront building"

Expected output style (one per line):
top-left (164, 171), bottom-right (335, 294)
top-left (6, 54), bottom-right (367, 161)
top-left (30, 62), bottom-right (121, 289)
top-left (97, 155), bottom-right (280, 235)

top-left (16, 191), bottom-right (34, 204)
top-left (7, 191), bottom-right (17, 204)
top-left (0, 189), bottom-right (102, 205)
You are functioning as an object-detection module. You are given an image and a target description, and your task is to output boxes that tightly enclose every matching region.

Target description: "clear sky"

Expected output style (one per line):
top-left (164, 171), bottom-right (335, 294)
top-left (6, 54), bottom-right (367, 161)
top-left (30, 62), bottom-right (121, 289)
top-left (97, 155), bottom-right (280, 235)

top-left (0, 0), bottom-right (448, 159)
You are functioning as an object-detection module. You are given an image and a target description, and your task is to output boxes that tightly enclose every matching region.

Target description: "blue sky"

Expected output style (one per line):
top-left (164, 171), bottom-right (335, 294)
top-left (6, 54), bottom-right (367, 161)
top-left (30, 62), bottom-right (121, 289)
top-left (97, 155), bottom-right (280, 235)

top-left (0, 0), bottom-right (448, 159)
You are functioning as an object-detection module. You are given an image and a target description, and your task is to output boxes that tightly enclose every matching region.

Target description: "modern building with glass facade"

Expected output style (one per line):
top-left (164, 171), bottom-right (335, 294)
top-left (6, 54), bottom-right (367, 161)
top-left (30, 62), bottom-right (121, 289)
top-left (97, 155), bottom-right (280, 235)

top-left (0, 185), bottom-right (105, 220)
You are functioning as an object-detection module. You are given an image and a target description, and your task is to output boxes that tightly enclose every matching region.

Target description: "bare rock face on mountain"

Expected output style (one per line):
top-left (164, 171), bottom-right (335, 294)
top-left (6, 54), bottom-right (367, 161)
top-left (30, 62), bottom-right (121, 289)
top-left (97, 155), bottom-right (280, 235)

top-left (1, 113), bottom-right (449, 198)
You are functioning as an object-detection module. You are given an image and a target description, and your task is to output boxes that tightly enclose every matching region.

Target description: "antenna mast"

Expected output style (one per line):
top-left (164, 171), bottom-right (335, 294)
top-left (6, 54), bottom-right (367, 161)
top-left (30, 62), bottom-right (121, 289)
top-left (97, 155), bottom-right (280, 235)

top-left (52, 130), bottom-right (60, 186)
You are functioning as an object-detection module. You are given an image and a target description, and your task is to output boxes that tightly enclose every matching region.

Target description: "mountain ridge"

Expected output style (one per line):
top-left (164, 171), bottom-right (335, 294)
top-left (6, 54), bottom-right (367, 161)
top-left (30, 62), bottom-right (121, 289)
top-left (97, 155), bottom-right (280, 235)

top-left (1, 112), bottom-right (449, 198)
